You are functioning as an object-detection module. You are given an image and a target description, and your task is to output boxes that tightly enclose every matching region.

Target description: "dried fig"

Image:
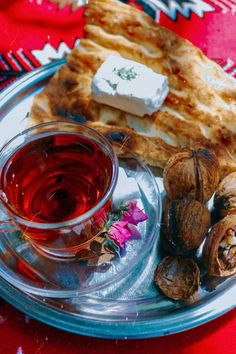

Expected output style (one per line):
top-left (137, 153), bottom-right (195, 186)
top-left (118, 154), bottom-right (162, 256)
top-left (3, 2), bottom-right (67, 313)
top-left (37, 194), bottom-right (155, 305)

top-left (214, 171), bottom-right (236, 217)
top-left (154, 256), bottom-right (200, 300)
top-left (161, 198), bottom-right (210, 255)
top-left (163, 150), bottom-right (220, 203)
top-left (203, 215), bottom-right (236, 276)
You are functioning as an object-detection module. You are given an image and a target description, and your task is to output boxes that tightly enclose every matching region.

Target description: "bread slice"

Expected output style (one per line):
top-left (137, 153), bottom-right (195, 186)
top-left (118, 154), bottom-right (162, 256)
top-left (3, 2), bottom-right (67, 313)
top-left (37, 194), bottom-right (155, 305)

top-left (30, 0), bottom-right (236, 178)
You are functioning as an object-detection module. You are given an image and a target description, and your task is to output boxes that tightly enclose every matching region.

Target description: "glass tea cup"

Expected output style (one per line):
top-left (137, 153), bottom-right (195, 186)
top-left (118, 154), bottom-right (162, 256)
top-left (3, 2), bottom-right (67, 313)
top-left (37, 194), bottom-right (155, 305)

top-left (0, 121), bottom-right (118, 258)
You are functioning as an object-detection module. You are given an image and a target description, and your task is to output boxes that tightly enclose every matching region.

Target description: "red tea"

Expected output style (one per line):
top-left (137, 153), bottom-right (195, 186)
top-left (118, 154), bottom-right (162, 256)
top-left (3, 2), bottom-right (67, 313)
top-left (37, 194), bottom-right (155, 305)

top-left (0, 133), bottom-right (113, 253)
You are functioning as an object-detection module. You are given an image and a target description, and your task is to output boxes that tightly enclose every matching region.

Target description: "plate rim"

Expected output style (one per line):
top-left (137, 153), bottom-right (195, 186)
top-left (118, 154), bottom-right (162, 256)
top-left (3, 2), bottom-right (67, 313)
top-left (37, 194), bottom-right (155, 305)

top-left (0, 274), bottom-right (235, 339)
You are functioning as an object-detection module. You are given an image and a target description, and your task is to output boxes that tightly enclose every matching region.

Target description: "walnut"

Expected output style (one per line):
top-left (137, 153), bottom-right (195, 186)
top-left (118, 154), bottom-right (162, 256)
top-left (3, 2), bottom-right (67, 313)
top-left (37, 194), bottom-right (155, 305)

top-left (161, 197), bottom-right (210, 255)
top-left (203, 215), bottom-right (236, 276)
top-left (163, 150), bottom-right (220, 203)
top-left (214, 171), bottom-right (236, 217)
top-left (154, 256), bottom-right (200, 300)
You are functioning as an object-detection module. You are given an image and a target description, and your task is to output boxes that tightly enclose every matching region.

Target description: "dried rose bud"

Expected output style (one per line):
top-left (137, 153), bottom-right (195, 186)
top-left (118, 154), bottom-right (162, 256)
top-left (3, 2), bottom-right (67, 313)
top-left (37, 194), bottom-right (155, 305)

top-left (163, 150), bottom-right (220, 203)
top-left (154, 256), bottom-right (200, 300)
top-left (76, 249), bottom-right (97, 262)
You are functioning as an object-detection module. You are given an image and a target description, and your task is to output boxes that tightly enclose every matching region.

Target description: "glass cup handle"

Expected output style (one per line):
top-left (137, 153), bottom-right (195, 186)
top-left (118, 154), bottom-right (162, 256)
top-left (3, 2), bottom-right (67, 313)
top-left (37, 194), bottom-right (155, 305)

top-left (0, 209), bottom-right (19, 233)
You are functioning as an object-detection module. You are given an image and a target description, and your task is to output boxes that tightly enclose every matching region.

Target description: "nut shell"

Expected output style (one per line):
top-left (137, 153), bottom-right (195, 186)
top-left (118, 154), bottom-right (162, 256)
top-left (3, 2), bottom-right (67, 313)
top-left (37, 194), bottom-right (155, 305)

top-left (163, 150), bottom-right (220, 203)
top-left (203, 215), bottom-right (236, 276)
top-left (154, 256), bottom-right (200, 300)
top-left (161, 198), bottom-right (210, 255)
top-left (214, 171), bottom-right (236, 217)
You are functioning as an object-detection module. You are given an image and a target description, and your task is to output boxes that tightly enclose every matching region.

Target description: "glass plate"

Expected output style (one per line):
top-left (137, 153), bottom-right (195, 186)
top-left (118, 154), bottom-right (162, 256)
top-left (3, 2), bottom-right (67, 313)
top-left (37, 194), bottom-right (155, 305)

top-left (0, 60), bottom-right (236, 339)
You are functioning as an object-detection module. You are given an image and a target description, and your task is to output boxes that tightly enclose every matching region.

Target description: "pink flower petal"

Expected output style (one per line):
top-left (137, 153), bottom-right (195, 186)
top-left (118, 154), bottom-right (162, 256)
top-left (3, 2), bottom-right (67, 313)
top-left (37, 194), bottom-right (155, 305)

top-left (108, 221), bottom-right (132, 249)
top-left (126, 223), bottom-right (140, 239)
top-left (121, 201), bottom-right (148, 225)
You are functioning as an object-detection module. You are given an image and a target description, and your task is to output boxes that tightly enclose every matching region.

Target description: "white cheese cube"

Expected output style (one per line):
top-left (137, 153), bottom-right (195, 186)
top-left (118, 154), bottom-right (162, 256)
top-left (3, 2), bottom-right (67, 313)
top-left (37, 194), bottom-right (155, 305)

top-left (92, 55), bottom-right (169, 117)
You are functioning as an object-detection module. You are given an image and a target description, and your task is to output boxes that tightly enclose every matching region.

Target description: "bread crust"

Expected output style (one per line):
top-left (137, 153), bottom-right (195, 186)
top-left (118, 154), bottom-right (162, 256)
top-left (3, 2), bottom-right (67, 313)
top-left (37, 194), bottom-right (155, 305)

top-left (30, 0), bottom-right (236, 178)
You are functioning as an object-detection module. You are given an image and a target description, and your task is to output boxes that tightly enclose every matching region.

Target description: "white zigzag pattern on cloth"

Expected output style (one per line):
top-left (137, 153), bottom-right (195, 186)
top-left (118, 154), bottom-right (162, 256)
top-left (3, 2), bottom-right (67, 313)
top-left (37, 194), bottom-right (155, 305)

top-left (146, 0), bottom-right (214, 20)
top-left (31, 40), bottom-right (80, 65)
top-left (221, 58), bottom-right (236, 78)
top-left (208, 0), bottom-right (236, 13)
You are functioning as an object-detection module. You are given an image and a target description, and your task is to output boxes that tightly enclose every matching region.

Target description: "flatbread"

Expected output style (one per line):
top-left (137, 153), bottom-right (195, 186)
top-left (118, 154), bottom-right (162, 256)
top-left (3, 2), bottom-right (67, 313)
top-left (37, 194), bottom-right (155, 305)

top-left (30, 0), bottom-right (236, 178)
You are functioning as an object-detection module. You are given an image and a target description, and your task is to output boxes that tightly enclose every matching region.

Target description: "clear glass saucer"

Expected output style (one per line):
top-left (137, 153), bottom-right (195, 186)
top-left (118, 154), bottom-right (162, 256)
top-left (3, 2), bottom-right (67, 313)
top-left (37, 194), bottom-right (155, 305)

top-left (0, 155), bottom-right (161, 298)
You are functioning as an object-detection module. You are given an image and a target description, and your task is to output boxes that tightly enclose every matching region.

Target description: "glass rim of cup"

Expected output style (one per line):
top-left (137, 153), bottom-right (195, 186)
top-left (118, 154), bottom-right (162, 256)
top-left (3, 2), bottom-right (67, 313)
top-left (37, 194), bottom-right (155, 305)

top-left (0, 120), bottom-right (119, 230)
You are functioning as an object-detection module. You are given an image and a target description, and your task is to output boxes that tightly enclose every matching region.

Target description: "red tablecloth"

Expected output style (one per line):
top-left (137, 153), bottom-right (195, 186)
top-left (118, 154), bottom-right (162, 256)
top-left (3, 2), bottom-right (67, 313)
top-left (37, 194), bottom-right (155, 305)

top-left (0, 1), bottom-right (236, 353)
top-left (0, 303), bottom-right (236, 354)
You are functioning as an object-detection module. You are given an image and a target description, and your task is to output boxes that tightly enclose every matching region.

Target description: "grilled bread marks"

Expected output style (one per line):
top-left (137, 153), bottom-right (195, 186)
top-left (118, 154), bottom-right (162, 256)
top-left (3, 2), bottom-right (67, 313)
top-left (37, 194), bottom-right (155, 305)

top-left (88, 121), bottom-right (180, 168)
top-left (30, 0), bottom-right (236, 178)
